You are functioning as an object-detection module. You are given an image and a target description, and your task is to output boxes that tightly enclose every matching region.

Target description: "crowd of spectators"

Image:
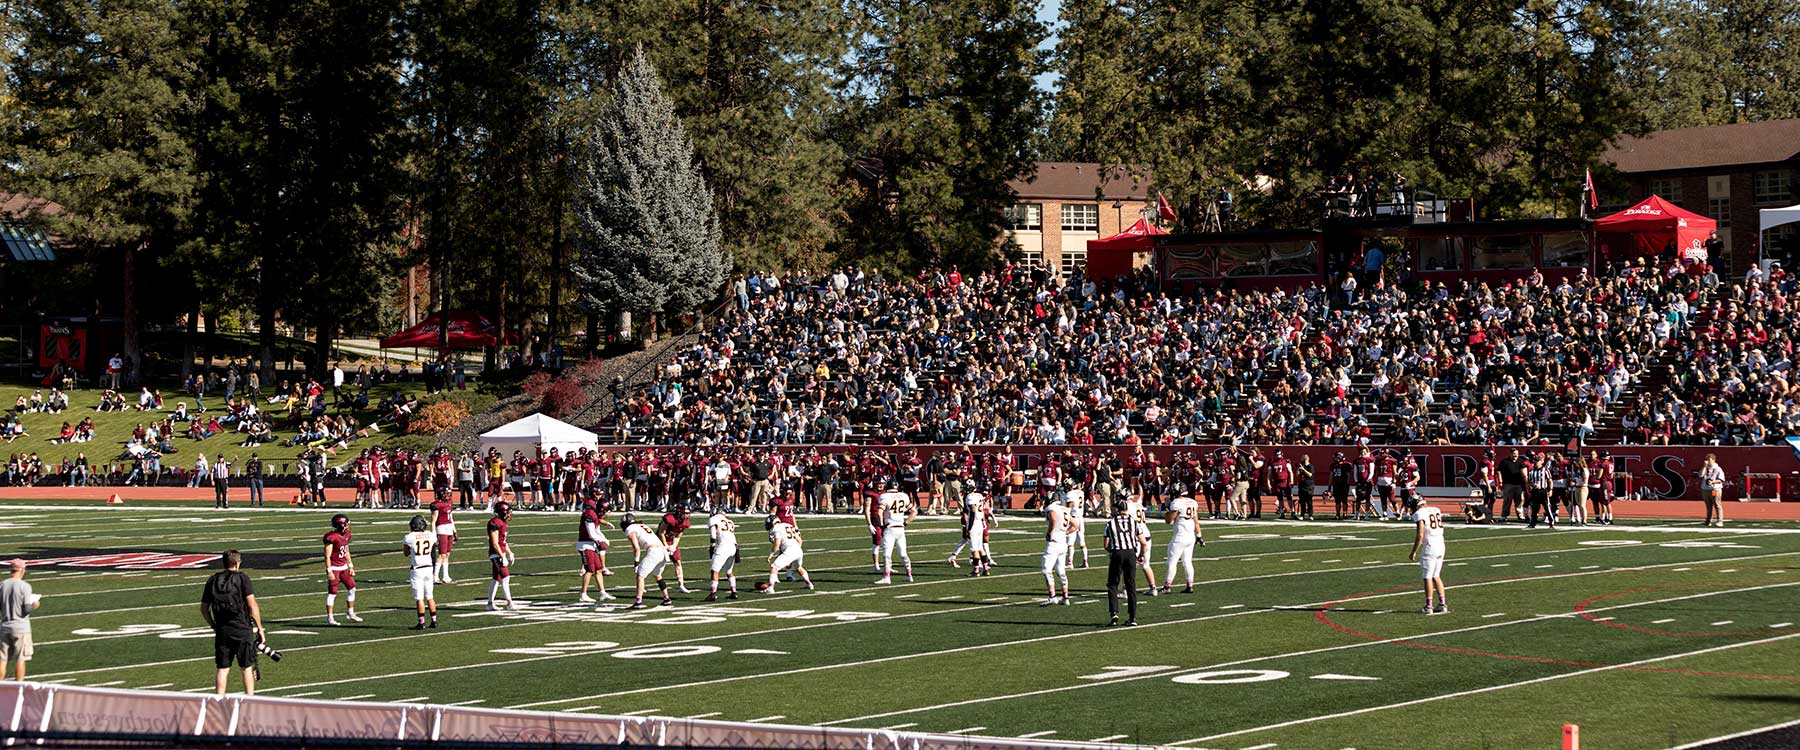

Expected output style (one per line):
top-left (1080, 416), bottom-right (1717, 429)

top-left (604, 256), bottom-right (1797, 448)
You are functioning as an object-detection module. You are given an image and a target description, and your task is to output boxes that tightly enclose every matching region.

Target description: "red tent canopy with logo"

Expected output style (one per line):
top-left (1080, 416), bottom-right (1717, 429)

top-left (1085, 218), bottom-right (1168, 279)
top-left (1594, 195), bottom-right (1716, 266)
top-left (379, 311), bottom-right (510, 350)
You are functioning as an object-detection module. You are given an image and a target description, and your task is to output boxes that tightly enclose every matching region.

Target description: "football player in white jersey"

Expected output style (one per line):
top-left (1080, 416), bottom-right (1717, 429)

top-left (1162, 485), bottom-right (1204, 593)
top-left (1040, 493), bottom-right (1075, 605)
top-left (966, 492), bottom-right (996, 576)
top-left (763, 515), bottom-right (813, 593)
top-left (948, 490), bottom-right (981, 567)
top-left (703, 507), bottom-right (739, 601)
top-left (876, 482), bottom-right (915, 583)
top-left (622, 514), bottom-right (673, 609)
top-left (1061, 481), bottom-right (1089, 569)
top-left (1407, 498), bottom-right (1449, 615)
top-left (402, 515), bottom-right (439, 630)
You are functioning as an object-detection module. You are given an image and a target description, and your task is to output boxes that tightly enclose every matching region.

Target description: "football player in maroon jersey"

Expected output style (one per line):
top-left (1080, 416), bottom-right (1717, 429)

top-left (577, 499), bottom-right (615, 603)
top-left (660, 503), bottom-right (695, 594)
top-left (429, 493), bottom-right (457, 583)
top-left (486, 502), bottom-right (516, 610)
top-left (323, 514), bottom-right (362, 625)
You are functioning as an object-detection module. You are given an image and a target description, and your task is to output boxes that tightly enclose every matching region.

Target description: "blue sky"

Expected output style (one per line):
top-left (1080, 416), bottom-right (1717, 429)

top-left (1036, 0), bottom-right (1063, 92)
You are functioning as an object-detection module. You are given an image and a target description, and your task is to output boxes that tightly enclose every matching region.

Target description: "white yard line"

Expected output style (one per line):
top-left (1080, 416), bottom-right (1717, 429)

top-left (1089, 734), bottom-right (1129, 742)
top-left (561, 561), bottom-right (1800, 712)
top-left (337, 694), bottom-right (377, 701)
top-left (1666, 717), bottom-right (1800, 750)
top-left (1017, 730), bottom-right (1058, 738)
top-left (444, 699), bottom-right (485, 706)
top-left (816, 578), bottom-right (1800, 728)
top-left (684, 711), bottom-right (722, 719)
top-left (1172, 632), bottom-right (1800, 746)
top-left (747, 715), bottom-right (785, 723)
top-left (133, 683), bottom-right (174, 690)
top-left (879, 723), bottom-right (917, 730)
top-left (617, 708), bottom-right (660, 716)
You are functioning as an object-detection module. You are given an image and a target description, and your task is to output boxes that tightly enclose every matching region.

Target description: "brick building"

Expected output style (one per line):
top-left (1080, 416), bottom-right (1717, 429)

top-left (1002, 162), bottom-right (1151, 277)
top-left (1604, 118), bottom-right (1800, 272)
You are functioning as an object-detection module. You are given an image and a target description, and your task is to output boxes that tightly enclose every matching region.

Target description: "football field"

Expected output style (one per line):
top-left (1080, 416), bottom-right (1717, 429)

top-left (4, 501), bottom-right (1799, 749)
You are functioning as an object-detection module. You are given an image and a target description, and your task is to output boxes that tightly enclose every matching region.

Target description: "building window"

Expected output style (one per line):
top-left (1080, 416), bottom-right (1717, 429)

top-left (1019, 248), bottom-right (1045, 269)
top-left (1060, 248), bottom-right (1087, 278)
top-left (1060, 203), bottom-right (1098, 232)
top-left (1709, 197), bottom-right (1730, 228)
top-left (1005, 203), bottom-right (1042, 231)
top-left (1754, 170), bottom-right (1792, 205)
top-left (1649, 177), bottom-right (1682, 204)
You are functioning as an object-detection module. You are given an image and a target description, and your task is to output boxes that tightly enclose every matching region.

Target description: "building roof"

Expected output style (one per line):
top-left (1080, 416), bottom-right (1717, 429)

top-left (1605, 118), bottom-right (1800, 174)
top-left (0, 191), bottom-right (63, 261)
top-left (1008, 162), bottom-right (1150, 201)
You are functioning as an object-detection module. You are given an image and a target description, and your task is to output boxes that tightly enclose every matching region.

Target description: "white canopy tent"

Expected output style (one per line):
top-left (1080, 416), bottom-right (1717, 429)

top-left (478, 413), bottom-right (598, 457)
top-left (1761, 203), bottom-right (1800, 266)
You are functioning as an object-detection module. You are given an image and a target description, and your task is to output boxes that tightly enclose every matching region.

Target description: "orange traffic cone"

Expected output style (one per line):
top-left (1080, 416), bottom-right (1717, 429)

top-left (107, 493), bottom-right (124, 505)
top-left (290, 494), bottom-right (304, 506)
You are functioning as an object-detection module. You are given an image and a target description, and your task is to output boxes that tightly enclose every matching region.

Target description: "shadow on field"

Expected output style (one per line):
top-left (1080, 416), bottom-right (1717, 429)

top-left (1716, 695), bottom-right (1800, 706)
top-left (952, 619), bottom-right (1109, 629)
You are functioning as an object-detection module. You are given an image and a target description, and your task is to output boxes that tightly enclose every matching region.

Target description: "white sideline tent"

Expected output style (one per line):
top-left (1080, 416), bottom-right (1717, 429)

top-left (479, 413), bottom-right (598, 456)
top-left (1762, 204), bottom-right (1800, 265)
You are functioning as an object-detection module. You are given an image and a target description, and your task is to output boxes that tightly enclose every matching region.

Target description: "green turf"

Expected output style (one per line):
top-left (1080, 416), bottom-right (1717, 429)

top-left (3, 501), bottom-right (1797, 749)
top-left (0, 382), bottom-right (421, 471)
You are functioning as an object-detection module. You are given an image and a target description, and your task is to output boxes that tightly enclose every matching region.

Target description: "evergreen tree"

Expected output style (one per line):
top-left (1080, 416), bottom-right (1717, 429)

top-left (838, 0), bottom-right (1048, 270)
top-left (1638, 0), bottom-right (1800, 128)
top-left (0, 0), bottom-right (200, 379)
top-left (572, 47), bottom-right (728, 334)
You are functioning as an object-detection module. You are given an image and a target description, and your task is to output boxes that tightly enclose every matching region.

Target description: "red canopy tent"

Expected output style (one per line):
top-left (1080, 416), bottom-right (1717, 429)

top-left (1594, 195), bottom-right (1716, 267)
top-left (379, 312), bottom-right (510, 350)
top-left (1084, 218), bottom-right (1167, 279)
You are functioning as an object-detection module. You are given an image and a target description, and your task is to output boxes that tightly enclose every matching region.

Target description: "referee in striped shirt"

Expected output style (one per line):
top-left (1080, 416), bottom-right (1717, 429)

top-left (1103, 500), bottom-right (1151, 626)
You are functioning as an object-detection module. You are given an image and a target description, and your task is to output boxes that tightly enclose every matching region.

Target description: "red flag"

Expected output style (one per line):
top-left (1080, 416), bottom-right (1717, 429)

top-left (1156, 192), bottom-right (1177, 223)
top-left (1584, 168), bottom-right (1598, 209)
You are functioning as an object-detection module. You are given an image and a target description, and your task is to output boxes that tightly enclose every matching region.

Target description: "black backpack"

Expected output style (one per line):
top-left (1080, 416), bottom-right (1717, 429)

top-left (206, 571), bottom-right (247, 624)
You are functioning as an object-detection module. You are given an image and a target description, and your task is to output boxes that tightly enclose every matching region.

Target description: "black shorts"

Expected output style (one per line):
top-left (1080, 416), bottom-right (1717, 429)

top-left (214, 631), bottom-right (258, 669)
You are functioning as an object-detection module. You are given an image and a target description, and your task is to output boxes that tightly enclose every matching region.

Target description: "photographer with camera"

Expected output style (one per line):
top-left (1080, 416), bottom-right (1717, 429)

top-left (200, 550), bottom-right (266, 695)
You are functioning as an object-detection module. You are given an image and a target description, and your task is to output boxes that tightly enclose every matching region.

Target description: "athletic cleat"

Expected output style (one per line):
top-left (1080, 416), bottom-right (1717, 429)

top-left (442, 578), bottom-right (454, 584)
top-left (727, 591), bottom-right (739, 600)
top-left (1433, 605), bottom-right (1450, 615)
top-left (484, 602), bottom-right (498, 611)
top-left (1126, 620), bottom-right (1138, 626)
top-left (598, 591), bottom-right (617, 601)
top-left (875, 576), bottom-right (891, 585)
top-left (505, 602), bottom-right (519, 611)
top-left (1182, 585), bottom-right (1194, 594)
top-left (660, 597), bottom-right (674, 606)
top-left (412, 622), bottom-right (426, 630)
top-left (577, 594), bottom-right (596, 604)
top-left (1420, 606), bottom-right (1437, 615)
top-left (1108, 615), bottom-right (1119, 627)
top-left (703, 592), bottom-right (718, 602)
top-left (1060, 596), bottom-right (1070, 606)
top-left (1041, 597), bottom-right (1058, 607)
top-left (345, 613), bottom-right (363, 623)
top-left (679, 586), bottom-right (695, 594)
top-left (629, 600), bottom-right (646, 609)
top-left (947, 554), bottom-right (959, 568)
top-left (326, 616), bottom-right (340, 626)
top-left (428, 619), bottom-right (437, 628)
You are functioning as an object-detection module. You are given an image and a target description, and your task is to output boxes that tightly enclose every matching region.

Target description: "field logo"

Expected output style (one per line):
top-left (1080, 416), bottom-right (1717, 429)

top-left (30, 552), bottom-right (220, 570)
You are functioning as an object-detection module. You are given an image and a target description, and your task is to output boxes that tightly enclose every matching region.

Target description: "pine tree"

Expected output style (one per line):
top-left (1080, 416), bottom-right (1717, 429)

top-left (1638, 0), bottom-right (1800, 128)
top-left (0, 0), bottom-right (200, 379)
top-left (839, 0), bottom-right (1048, 270)
top-left (572, 47), bottom-right (728, 335)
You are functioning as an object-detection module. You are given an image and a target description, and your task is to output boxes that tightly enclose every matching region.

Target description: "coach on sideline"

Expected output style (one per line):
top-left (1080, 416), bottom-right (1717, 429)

top-left (1103, 501), bottom-right (1151, 627)
top-left (201, 550), bottom-right (265, 695)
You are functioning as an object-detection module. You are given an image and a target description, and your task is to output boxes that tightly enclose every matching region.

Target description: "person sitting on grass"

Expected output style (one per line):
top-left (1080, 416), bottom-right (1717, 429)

top-left (173, 402), bottom-right (191, 422)
top-left (50, 422), bottom-right (73, 445)
top-left (137, 387), bottom-right (156, 410)
top-left (45, 390), bottom-right (67, 414)
top-left (241, 419), bottom-right (274, 447)
top-left (2, 418), bottom-right (28, 443)
top-left (10, 396), bottom-right (27, 415)
top-left (188, 418), bottom-right (219, 441)
top-left (96, 390), bottom-right (126, 412)
top-left (73, 418), bottom-right (95, 443)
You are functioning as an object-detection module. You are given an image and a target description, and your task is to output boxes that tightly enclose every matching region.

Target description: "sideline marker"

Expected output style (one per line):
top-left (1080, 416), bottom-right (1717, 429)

top-left (1563, 724), bottom-right (1580, 750)
top-left (106, 493), bottom-right (124, 505)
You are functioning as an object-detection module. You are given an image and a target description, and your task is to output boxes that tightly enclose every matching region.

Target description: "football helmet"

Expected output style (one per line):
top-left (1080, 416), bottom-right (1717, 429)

top-left (409, 515), bottom-right (429, 532)
top-left (330, 513), bottom-right (350, 533)
top-left (493, 501), bottom-right (512, 520)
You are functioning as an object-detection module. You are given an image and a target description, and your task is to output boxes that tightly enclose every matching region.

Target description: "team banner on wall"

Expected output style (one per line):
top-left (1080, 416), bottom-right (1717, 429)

top-left (3, 683), bottom-right (1116, 750)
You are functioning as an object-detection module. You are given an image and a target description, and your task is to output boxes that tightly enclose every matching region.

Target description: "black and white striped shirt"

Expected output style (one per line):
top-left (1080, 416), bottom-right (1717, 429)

top-left (1103, 515), bottom-right (1148, 554)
